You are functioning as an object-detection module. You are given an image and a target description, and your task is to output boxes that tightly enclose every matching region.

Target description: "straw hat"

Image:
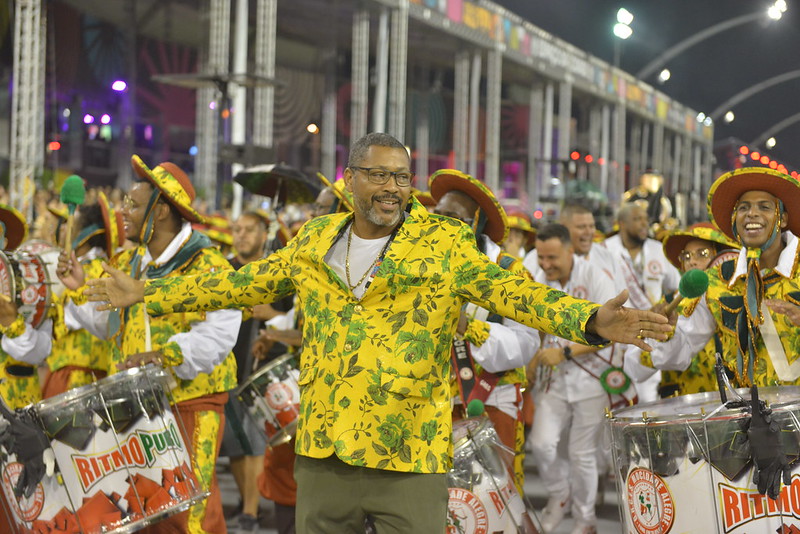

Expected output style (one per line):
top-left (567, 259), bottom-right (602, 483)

top-left (662, 222), bottom-right (739, 269)
top-left (428, 169), bottom-right (509, 244)
top-left (707, 167), bottom-right (800, 240)
top-left (0, 204), bottom-right (27, 251)
top-left (131, 155), bottom-right (204, 223)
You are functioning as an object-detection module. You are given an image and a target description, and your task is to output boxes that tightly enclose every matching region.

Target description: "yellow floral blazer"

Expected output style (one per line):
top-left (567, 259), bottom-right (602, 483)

top-left (144, 199), bottom-right (604, 473)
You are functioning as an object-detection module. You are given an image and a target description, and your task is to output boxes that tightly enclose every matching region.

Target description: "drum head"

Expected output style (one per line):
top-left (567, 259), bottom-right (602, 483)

top-left (612, 386), bottom-right (800, 423)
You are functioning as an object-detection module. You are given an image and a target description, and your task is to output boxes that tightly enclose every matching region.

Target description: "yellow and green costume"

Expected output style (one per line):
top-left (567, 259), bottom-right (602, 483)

top-left (143, 198), bottom-right (605, 474)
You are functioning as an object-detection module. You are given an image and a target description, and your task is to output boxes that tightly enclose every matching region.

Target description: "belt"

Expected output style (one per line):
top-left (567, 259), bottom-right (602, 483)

top-left (5, 363), bottom-right (35, 377)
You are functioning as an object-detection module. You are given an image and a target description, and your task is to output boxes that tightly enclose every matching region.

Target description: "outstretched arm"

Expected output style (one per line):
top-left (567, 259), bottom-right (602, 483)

top-left (586, 290), bottom-right (671, 352)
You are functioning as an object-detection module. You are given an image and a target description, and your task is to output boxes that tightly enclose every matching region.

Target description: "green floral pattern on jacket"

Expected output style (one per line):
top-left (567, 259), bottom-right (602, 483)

top-left (144, 199), bottom-right (603, 473)
top-left (705, 256), bottom-right (800, 387)
top-left (110, 245), bottom-right (238, 404)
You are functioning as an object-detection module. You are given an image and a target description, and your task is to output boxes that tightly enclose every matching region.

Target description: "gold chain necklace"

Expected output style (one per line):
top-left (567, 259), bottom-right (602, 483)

top-left (345, 223), bottom-right (393, 291)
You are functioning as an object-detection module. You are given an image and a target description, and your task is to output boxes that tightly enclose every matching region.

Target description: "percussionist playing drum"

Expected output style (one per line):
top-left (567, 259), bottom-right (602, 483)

top-left (0, 203), bottom-right (41, 410)
top-left (56, 156), bottom-right (242, 534)
top-left (649, 166), bottom-right (800, 499)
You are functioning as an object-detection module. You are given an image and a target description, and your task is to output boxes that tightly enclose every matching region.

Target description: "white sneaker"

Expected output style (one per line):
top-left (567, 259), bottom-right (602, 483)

top-left (540, 496), bottom-right (570, 532)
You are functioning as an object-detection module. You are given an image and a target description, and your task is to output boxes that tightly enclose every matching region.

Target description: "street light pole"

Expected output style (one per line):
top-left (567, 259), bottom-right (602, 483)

top-left (613, 7), bottom-right (633, 68)
top-left (636, 1), bottom-right (787, 80)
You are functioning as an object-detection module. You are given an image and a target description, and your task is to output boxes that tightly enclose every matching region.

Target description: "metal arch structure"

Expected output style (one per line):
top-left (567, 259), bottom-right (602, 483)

top-left (10, 0), bottom-right (46, 220)
top-left (751, 112), bottom-right (800, 148)
top-left (709, 69), bottom-right (800, 120)
top-left (635, 11), bottom-right (762, 81)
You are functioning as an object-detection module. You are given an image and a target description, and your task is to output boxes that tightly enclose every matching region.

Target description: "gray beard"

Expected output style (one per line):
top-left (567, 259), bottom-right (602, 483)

top-left (356, 196), bottom-right (403, 228)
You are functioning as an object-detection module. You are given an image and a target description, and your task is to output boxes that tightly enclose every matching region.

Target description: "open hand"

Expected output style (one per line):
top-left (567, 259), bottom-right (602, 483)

top-left (86, 262), bottom-right (145, 311)
top-left (765, 299), bottom-right (800, 327)
top-left (0, 293), bottom-right (18, 327)
top-left (591, 290), bottom-right (671, 352)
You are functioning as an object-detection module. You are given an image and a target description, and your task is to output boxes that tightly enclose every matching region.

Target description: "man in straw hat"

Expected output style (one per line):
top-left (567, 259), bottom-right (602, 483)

top-left (84, 132), bottom-right (670, 533)
top-left (649, 167), bottom-right (800, 499)
top-left (428, 168), bottom-right (536, 491)
top-left (503, 210), bottom-right (537, 257)
top-left (0, 203), bottom-right (40, 410)
top-left (56, 156), bottom-right (241, 533)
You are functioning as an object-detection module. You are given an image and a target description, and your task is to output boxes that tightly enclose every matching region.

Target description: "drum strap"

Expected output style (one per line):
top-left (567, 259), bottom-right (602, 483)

top-left (618, 253), bottom-right (653, 309)
top-left (451, 338), bottom-right (500, 405)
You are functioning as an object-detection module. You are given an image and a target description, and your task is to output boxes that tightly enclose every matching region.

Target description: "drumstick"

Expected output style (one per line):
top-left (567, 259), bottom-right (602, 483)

top-left (60, 175), bottom-right (86, 254)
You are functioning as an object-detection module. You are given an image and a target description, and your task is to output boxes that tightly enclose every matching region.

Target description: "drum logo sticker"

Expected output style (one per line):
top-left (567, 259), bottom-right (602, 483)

top-left (447, 488), bottom-right (488, 534)
top-left (2, 461), bottom-right (45, 521)
top-left (265, 382), bottom-right (294, 410)
top-left (626, 467), bottom-right (675, 534)
top-left (71, 422), bottom-right (184, 492)
top-left (719, 475), bottom-right (800, 533)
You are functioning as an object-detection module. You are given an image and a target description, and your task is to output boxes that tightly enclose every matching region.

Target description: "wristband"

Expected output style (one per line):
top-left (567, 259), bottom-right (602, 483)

top-left (562, 346), bottom-right (573, 361)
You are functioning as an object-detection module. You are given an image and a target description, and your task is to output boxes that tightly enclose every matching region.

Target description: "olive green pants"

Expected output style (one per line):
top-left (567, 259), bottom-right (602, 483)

top-left (295, 455), bottom-right (448, 533)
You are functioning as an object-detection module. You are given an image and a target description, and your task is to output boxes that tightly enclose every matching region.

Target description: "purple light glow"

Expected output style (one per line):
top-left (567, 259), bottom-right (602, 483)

top-left (83, 114), bottom-right (95, 124)
top-left (111, 80), bottom-right (127, 92)
top-left (100, 114), bottom-right (111, 125)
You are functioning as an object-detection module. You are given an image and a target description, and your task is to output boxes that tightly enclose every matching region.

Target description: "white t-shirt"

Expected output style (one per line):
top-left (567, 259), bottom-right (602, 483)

top-left (325, 223), bottom-right (392, 300)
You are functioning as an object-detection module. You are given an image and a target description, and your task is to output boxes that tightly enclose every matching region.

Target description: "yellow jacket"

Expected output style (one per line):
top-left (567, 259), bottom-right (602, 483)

top-left (143, 199), bottom-right (604, 473)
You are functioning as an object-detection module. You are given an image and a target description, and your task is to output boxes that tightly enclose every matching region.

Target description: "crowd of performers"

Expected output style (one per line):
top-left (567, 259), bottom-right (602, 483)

top-left (0, 130), bottom-right (796, 534)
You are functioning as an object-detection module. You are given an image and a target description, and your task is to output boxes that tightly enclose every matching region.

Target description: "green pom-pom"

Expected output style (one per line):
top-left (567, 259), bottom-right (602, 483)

top-left (61, 175), bottom-right (86, 214)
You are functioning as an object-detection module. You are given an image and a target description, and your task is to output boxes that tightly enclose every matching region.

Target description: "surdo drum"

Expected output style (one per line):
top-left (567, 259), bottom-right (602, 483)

top-left (608, 387), bottom-right (800, 534)
top-left (237, 354), bottom-right (301, 447)
top-left (446, 417), bottom-right (539, 533)
top-left (0, 365), bottom-right (207, 534)
top-left (0, 247), bottom-right (65, 328)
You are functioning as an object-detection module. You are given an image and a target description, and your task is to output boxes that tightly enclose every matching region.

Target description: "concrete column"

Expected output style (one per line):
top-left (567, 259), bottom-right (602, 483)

top-left (453, 52), bottom-right (470, 171)
top-left (351, 9), bottom-right (370, 144)
top-left (387, 1), bottom-right (408, 140)
top-left (556, 80), bottom-right (572, 181)
top-left (468, 52), bottom-right (482, 177)
top-left (528, 84), bottom-right (544, 208)
top-left (485, 46), bottom-right (502, 191)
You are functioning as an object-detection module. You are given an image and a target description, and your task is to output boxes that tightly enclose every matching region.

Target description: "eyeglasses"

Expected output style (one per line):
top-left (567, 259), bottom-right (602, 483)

top-left (123, 195), bottom-right (164, 211)
top-left (350, 166), bottom-right (414, 187)
top-left (678, 248), bottom-right (712, 263)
